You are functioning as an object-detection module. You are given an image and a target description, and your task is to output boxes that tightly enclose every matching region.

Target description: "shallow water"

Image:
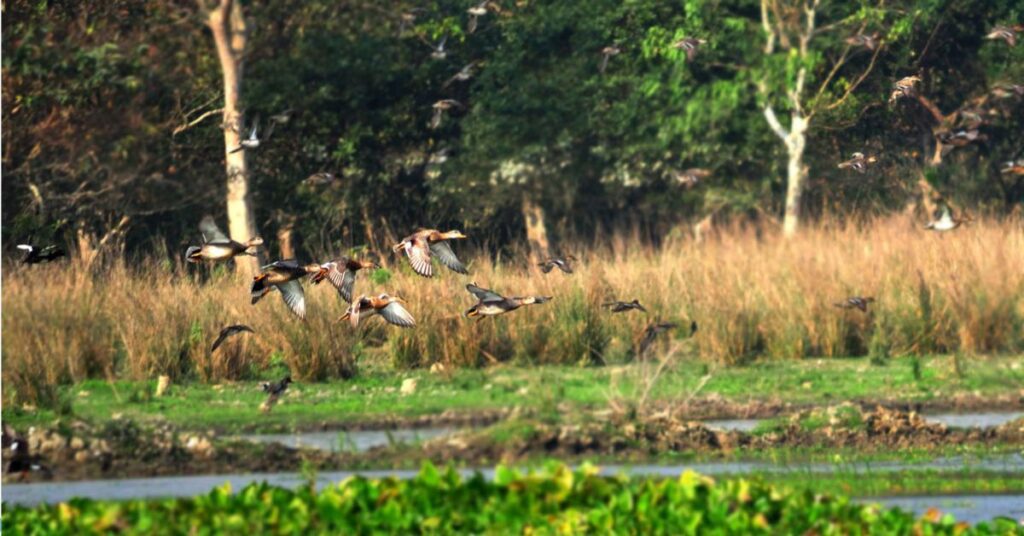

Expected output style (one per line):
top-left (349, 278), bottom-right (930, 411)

top-left (702, 411), bottom-right (1022, 433)
top-left (856, 494), bottom-right (1024, 525)
top-left (235, 427), bottom-right (456, 453)
top-left (5, 454), bottom-right (1022, 508)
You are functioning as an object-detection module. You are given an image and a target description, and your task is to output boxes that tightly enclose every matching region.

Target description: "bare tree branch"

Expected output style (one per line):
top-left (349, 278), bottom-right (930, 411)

top-left (763, 104), bottom-right (790, 141)
top-left (172, 107), bottom-right (224, 136)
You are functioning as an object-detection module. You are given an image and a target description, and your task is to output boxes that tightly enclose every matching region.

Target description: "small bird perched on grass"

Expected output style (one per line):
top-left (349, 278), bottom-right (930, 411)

top-left (464, 283), bottom-right (552, 319)
top-left (599, 45), bottom-right (621, 74)
top-left (211, 325), bottom-right (254, 352)
top-left (925, 206), bottom-right (971, 232)
top-left (311, 258), bottom-right (379, 303)
top-left (186, 216), bottom-right (263, 264)
top-left (834, 296), bottom-right (875, 313)
top-left (985, 24), bottom-right (1023, 47)
top-left (889, 75), bottom-right (921, 103)
top-left (538, 255), bottom-right (576, 274)
top-left (837, 152), bottom-right (878, 173)
top-left (603, 299), bottom-right (647, 313)
top-left (16, 244), bottom-right (64, 264)
top-left (670, 37), bottom-right (706, 61)
top-left (393, 228), bottom-right (469, 277)
top-left (341, 294), bottom-right (417, 328)
top-left (260, 376), bottom-right (292, 413)
top-left (673, 168), bottom-right (712, 188)
top-left (228, 119), bottom-right (260, 154)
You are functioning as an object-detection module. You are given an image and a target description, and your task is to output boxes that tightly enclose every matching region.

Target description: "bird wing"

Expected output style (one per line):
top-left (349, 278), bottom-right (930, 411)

top-left (555, 260), bottom-right (573, 274)
top-left (199, 216), bottom-right (230, 243)
top-left (467, 283), bottom-right (503, 301)
top-left (430, 241), bottom-right (468, 274)
top-left (16, 244), bottom-right (33, 252)
top-left (379, 302), bottom-right (417, 328)
top-left (404, 240), bottom-right (434, 277)
top-left (278, 280), bottom-right (306, 319)
top-left (323, 263), bottom-right (357, 303)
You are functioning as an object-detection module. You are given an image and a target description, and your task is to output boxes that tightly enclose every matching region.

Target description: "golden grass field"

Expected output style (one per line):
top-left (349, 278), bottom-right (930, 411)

top-left (3, 215), bottom-right (1022, 405)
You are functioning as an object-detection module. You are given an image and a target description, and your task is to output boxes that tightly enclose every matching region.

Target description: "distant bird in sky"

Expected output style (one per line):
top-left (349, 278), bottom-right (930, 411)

top-left (925, 206), bottom-right (970, 232)
top-left (260, 376), bottom-right (292, 413)
top-left (889, 75), bottom-right (921, 103)
top-left (599, 45), bottom-right (621, 74)
top-left (985, 25), bottom-right (1023, 47)
top-left (603, 299), bottom-right (647, 313)
top-left (303, 172), bottom-right (337, 186)
top-left (341, 294), bottom-right (416, 328)
top-left (430, 99), bottom-right (463, 129)
top-left (671, 37), bottom-right (707, 61)
top-left (673, 168), bottom-right (712, 188)
top-left (311, 257), bottom-right (379, 303)
top-left (229, 118), bottom-right (260, 154)
top-left (430, 36), bottom-right (448, 60)
top-left (538, 255), bottom-right (576, 274)
top-left (211, 325), bottom-right (254, 352)
top-left (467, 1), bottom-right (490, 34)
top-left (394, 228), bottom-right (468, 277)
top-left (837, 152), bottom-right (878, 173)
top-left (443, 61), bottom-right (479, 88)
top-left (16, 244), bottom-right (64, 264)
top-left (186, 216), bottom-right (263, 263)
top-left (464, 283), bottom-right (552, 319)
top-left (834, 296), bottom-right (875, 312)
top-left (845, 32), bottom-right (880, 51)
top-left (251, 260), bottom-right (323, 319)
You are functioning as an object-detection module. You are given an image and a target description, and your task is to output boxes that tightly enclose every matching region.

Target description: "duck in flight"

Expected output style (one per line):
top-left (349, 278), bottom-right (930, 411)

top-left (671, 37), bottom-right (706, 61)
top-left (311, 257), bottom-right (379, 303)
top-left (834, 296), bottom-right (875, 312)
top-left (16, 244), bottom-right (64, 264)
top-left (393, 229), bottom-right (468, 277)
top-left (837, 152), bottom-right (878, 173)
top-left (341, 294), bottom-right (417, 328)
top-left (251, 260), bottom-right (323, 319)
top-left (925, 205), bottom-right (970, 232)
top-left (464, 283), bottom-right (551, 319)
top-left (228, 118), bottom-right (260, 154)
top-left (538, 255), bottom-right (576, 274)
top-left (260, 376), bottom-right (292, 413)
top-left (186, 216), bottom-right (263, 263)
top-left (211, 324), bottom-right (254, 352)
top-left (603, 299), bottom-right (647, 313)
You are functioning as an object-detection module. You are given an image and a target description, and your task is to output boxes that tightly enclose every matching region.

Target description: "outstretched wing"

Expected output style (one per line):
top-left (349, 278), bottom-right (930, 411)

top-left (430, 241), bottom-right (468, 274)
top-left (466, 283), bottom-right (503, 301)
top-left (16, 244), bottom-right (33, 253)
top-left (278, 280), bottom-right (306, 320)
top-left (379, 302), bottom-right (416, 328)
top-left (210, 330), bottom-right (230, 352)
top-left (404, 240), bottom-right (434, 277)
top-left (320, 261), bottom-right (357, 302)
top-left (199, 216), bottom-right (230, 243)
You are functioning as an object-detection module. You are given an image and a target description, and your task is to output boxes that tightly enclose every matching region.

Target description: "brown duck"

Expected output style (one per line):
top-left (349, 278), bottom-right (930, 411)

top-left (393, 229), bottom-right (468, 277)
top-left (673, 168), bottom-right (712, 188)
top-left (837, 152), bottom-right (878, 173)
top-left (186, 216), bottom-right (263, 263)
top-left (889, 76), bottom-right (921, 103)
top-left (251, 260), bottom-right (322, 319)
top-left (465, 283), bottom-right (551, 319)
top-left (834, 296), bottom-right (874, 312)
top-left (671, 37), bottom-right (706, 61)
top-left (312, 258), bottom-right (378, 303)
top-left (341, 294), bottom-right (416, 328)
top-left (538, 255), bottom-right (576, 274)
top-left (603, 299), bottom-right (647, 313)
top-left (986, 25), bottom-right (1023, 47)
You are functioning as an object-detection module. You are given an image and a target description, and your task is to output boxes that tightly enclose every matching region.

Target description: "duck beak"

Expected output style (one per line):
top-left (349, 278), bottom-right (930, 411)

top-left (465, 308), bottom-right (478, 317)
top-left (311, 268), bottom-right (328, 283)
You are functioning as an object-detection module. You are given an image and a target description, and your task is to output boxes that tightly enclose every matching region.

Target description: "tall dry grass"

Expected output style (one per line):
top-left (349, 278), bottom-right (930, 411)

top-left (3, 215), bottom-right (1023, 405)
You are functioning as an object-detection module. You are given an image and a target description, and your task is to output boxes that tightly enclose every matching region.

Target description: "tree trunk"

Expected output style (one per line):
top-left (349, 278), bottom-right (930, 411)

top-left (522, 196), bottom-right (550, 261)
top-left (781, 115), bottom-right (808, 238)
top-left (276, 215), bottom-right (296, 259)
top-left (207, 0), bottom-right (260, 275)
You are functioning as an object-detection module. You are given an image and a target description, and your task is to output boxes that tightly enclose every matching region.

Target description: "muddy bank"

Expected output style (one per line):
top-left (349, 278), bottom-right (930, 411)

top-left (388, 406), bottom-right (1024, 466)
top-left (2, 418), bottom-right (340, 483)
top-left (247, 393), bottom-right (1024, 433)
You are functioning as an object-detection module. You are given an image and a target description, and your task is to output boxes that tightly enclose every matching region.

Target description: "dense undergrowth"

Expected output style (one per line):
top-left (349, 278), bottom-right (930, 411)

top-left (4, 463), bottom-right (1021, 534)
top-left (3, 217), bottom-right (1023, 406)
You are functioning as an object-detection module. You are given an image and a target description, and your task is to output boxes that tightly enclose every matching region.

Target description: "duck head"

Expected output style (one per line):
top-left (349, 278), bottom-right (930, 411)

top-left (442, 230), bottom-right (467, 240)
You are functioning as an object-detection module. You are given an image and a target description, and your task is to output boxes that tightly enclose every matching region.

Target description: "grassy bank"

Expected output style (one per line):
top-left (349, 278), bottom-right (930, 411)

top-left (4, 356), bottom-right (1021, 432)
top-left (3, 217), bottom-right (1023, 407)
top-left (3, 463), bottom-right (1021, 534)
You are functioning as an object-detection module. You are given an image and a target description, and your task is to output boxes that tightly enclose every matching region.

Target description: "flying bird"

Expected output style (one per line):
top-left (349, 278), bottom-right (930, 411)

top-left (251, 260), bottom-right (323, 319)
top-left (443, 61), bottom-right (479, 88)
top-left (599, 45), bottom-right (621, 74)
top-left (228, 118), bottom-right (260, 154)
top-left (211, 324), bottom-right (255, 352)
top-left (260, 376), bottom-right (292, 413)
top-left (1000, 159), bottom-right (1024, 175)
top-left (464, 283), bottom-right (552, 319)
top-left (430, 99), bottom-right (463, 129)
top-left (673, 168), bottom-right (712, 187)
top-left (925, 206), bottom-right (970, 232)
top-left (16, 244), bottom-right (64, 264)
top-left (671, 37), bottom-right (707, 61)
top-left (303, 172), bottom-right (337, 186)
top-left (538, 255), bottom-right (576, 274)
top-left (393, 228), bottom-right (469, 277)
top-left (836, 152), bottom-right (878, 173)
top-left (834, 296), bottom-right (875, 312)
top-left (430, 36), bottom-right (448, 60)
top-left (186, 216), bottom-right (263, 263)
top-left (603, 299), bottom-right (647, 313)
top-left (985, 25), bottom-right (1023, 47)
top-left (340, 294), bottom-right (417, 328)
top-left (845, 33), bottom-right (880, 51)
top-left (889, 76), bottom-right (921, 103)
top-left (467, 1), bottom-right (490, 34)
top-left (311, 257), bottom-right (379, 303)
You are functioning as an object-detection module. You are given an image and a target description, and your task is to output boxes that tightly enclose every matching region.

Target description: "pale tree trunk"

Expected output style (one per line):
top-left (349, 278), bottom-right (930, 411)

top-left (276, 216), bottom-right (296, 259)
top-left (521, 196), bottom-right (550, 262)
top-left (781, 116), bottom-right (808, 237)
top-left (207, 0), bottom-right (260, 275)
